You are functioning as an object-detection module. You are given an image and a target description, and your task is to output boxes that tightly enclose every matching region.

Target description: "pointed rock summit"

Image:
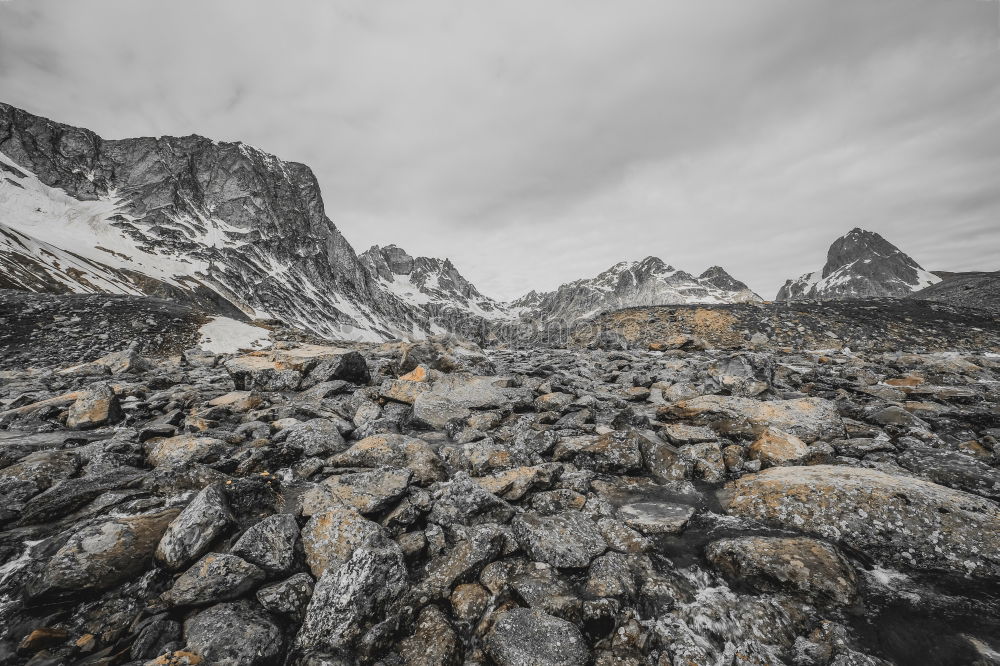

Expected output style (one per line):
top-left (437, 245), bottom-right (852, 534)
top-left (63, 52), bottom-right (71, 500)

top-left (776, 228), bottom-right (940, 301)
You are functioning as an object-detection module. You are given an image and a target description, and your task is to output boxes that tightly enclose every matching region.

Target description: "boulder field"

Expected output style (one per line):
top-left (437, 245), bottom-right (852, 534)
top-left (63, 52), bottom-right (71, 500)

top-left (1, 330), bottom-right (999, 665)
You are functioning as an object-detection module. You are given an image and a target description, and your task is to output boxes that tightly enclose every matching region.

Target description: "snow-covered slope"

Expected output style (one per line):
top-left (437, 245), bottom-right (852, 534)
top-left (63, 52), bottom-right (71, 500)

top-left (511, 256), bottom-right (761, 326)
top-left (776, 228), bottom-right (940, 301)
top-left (0, 103), bottom-right (444, 341)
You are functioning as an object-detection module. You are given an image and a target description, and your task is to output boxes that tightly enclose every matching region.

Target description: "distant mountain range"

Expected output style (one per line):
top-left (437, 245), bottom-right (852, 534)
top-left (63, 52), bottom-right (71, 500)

top-left (510, 257), bottom-right (760, 325)
top-left (1, 102), bottom-right (993, 341)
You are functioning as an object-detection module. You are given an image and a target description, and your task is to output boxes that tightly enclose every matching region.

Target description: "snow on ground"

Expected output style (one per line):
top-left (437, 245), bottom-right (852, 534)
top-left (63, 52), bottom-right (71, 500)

top-left (198, 316), bottom-right (273, 354)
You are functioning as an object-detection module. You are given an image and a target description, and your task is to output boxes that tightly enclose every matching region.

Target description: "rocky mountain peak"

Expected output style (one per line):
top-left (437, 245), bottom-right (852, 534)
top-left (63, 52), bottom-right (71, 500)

top-left (514, 256), bottom-right (761, 325)
top-left (822, 227), bottom-right (919, 278)
top-left (698, 265), bottom-right (751, 292)
top-left (777, 228), bottom-right (940, 301)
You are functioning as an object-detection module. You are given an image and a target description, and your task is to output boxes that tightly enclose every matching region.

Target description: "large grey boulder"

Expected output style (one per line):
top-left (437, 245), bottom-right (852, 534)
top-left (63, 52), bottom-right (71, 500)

top-left (164, 553), bottom-right (265, 606)
top-left (723, 465), bottom-right (1000, 580)
top-left (29, 508), bottom-right (179, 598)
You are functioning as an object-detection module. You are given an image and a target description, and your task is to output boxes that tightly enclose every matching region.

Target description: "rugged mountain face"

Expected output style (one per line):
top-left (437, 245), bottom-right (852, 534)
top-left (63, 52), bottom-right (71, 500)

top-left (511, 256), bottom-right (761, 326)
top-left (0, 102), bottom-right (434, 341)
top-left (776, 228), bottom-right (940, 301)
top-left (360, 244), bottom-right (510, 334)
top-left (911, 270), bottom-right (1000, 313)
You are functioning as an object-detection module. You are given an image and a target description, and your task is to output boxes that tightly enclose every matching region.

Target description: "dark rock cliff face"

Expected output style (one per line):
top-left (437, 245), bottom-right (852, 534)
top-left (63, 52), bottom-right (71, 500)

top-left (0, 102), bottom-right (427, 340)
top-left (777, 228), bottom-right (940, 301)
top-left (512, 256), bottom-right (761, 327)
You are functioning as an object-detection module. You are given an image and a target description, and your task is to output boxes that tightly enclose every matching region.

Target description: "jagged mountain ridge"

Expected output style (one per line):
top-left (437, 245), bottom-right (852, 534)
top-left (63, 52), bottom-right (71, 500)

top-left (776, 228), bottom-right (940, 301)
top-left (360, 244), bottom-right (510, 334)
top-left (511, 256), bottom-right (762, 325)
top-left (0, 103), bottom-right (467, 341)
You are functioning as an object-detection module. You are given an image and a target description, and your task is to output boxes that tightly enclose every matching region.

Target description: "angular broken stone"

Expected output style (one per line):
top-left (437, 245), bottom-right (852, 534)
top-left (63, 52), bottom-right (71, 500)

top-left (301, 505), bottom-right (387, 577)
top-left (427, 474), bottom-right (515, 527)
top-left (146, 434), bottom-right (227, 468)
top-left (230, 512), bottom-right (301, 575)
top-left (412, 392), bottom-right (472, 429)
top-left (183, 601), bottom-right (284, 666)
top-left (322, 466), bottom-right (412, 514)
top-left (511, 511), bottom-right (606, 568)
top-left (486, 608), bottom-right (589, 666)
top-left (155, 482), bottom-right (234, 570)
top-left (328, 434), bottom-right (446, 485)
top-left (747, 427), bottom-right (809, 468)
top-left (66, 383), bottom-right (122, 429)
top-left (281, 418), bottom-right (349, 457)
top-left (165, 552), bottom-right (265, 606)
top-left (618, 502), bottom-right (694, 536)
top-left (295, 533), bottom-right (409, 652)
top-left (256, 572), bottom-right (314, 621)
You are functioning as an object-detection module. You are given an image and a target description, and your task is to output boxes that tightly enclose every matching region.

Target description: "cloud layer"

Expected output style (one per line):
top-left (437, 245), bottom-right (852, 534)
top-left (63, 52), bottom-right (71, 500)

top-left (1, 0), bottom-right (998, 299)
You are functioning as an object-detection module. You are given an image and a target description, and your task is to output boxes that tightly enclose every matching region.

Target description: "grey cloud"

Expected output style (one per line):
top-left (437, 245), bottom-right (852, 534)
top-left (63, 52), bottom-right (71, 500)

top-left (0, 0), bottom-right (997, 300)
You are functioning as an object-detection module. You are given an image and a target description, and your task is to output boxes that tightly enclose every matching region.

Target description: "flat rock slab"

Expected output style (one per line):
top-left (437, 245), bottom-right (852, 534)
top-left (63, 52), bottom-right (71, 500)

top-left (618, 502), bottom-right (695, 535)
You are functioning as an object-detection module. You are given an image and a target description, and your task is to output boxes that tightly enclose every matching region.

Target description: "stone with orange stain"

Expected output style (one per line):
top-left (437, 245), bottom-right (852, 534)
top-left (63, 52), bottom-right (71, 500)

top-left (661, 395), bottom-right (844, 443)
top-left (379, 378), bottom-right (431, 405)
top-left (18, 627), bottom-right (69, 652)
top-left (66, 383), bottom-right (122, 429)
top-left (747, 428), bottom-right (809, 468)
top-left (400, 364), bottom-right (432, 382)
top-left (301, 505), bottom-right (386, 577)
top-left (322, 467), bottom-right (412, 514)
top-left (328, 434), bottom-right (446, 485)
top-left (723, 465), bottom-right (1000, 580)
top-left (706, 536), bottom-right (858, 607)
top-left (472, 465), bottom-right (557, 501)
top-left (29, 508), bottom-right (180, 598)
top-left (886, 374), bottom-right (925, 387)
top-left (146, 434), bottom-right (227, 468)
top-left (207, 390), bottom-right (263, 411)
top-left (147, 650), bottom-right (204, 665)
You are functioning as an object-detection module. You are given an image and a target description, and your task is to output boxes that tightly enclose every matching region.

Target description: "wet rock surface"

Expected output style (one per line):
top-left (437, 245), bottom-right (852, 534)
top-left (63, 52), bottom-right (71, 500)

top-left (1, 300), bottom-right (999, 665)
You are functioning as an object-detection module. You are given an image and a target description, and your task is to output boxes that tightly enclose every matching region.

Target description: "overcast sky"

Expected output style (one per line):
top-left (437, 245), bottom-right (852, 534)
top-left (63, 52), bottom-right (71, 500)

top-left (1, 0), bottom-right (998, 300)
